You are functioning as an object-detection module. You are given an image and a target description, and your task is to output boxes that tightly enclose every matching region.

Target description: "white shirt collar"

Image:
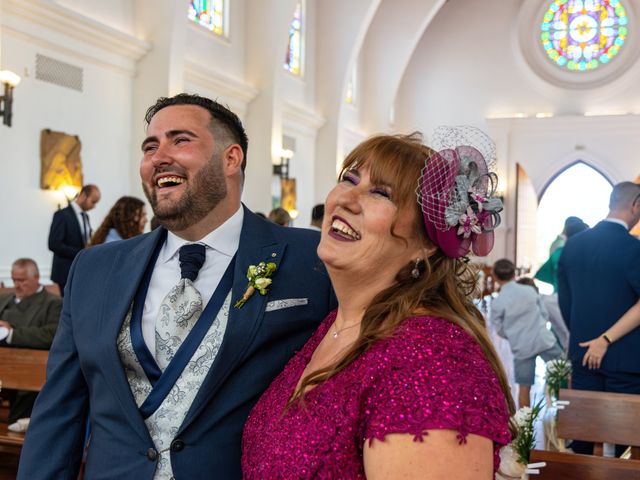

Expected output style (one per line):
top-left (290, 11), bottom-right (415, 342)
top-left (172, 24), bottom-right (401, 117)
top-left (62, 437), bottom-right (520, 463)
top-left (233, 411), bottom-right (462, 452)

top-left (604, 217), bottom-right (629, 230)
top-left (160, 206), bottom-right (244, 263)
top-left (15, 285), bottom-right (43, 304)
top-left (70, 201), bottom-right (83, 215)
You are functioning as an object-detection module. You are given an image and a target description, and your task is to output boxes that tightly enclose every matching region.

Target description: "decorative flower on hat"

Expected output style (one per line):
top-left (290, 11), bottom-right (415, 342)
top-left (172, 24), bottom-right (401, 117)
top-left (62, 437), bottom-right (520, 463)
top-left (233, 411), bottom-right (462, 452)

top-left (457, 207), bottom-right (482, 238)
top-left (416, 126), bottom-right (503, 258)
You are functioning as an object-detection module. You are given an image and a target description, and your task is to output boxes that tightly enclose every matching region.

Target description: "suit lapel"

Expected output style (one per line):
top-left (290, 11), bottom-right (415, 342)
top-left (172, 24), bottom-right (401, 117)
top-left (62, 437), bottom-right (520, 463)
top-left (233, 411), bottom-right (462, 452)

top-left (65, 205), bottom-right (84, 245)
top-left (179, 207), bottom-right (286, 431)
top-left (100, 228), bottom-right (167, 444)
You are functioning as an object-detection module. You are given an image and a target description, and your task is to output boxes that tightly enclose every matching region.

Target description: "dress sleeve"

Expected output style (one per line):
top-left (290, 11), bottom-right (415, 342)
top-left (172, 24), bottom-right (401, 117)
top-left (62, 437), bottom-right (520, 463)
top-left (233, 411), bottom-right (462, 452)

top-left (363, 317), bottom-right (511, 448)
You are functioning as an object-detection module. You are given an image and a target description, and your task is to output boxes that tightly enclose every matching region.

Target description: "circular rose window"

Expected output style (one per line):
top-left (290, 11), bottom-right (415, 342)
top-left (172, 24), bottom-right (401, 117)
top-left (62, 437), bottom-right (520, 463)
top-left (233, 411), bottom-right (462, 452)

top-left (540, 0), bottom-right (628, 71)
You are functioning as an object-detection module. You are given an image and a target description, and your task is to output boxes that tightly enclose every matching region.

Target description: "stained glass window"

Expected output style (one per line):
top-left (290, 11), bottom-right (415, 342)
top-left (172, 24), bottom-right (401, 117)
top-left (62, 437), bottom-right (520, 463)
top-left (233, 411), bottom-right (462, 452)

top-left (540, 0), bottom-right (628, 71)
top-left (188, 0), bottom-right (226, 36)
top-left (284, 1), bottom-right (304, 75)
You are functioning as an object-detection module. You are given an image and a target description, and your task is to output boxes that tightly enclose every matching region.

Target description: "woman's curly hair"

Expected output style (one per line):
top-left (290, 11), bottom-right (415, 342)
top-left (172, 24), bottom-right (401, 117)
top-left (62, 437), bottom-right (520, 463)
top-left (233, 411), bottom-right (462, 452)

top-left (90, 196), bottom-right (146, 246)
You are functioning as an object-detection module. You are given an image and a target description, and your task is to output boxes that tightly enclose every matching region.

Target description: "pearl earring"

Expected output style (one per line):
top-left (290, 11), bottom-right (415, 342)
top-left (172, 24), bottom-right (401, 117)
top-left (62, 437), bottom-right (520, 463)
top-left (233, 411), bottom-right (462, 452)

top-left (411, 258), bottom-right (422, 279)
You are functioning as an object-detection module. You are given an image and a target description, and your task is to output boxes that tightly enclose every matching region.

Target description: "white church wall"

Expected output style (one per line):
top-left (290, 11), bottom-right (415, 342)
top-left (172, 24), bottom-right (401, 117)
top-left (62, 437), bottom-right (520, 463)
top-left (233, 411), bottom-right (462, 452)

top-left (185, 0), bottom-right (246, 85)
top-left (54, 0), bottom-right (134, 35)
top-left (0, 1), bottom-right (148, 283)
top-left (396, 0), bottom-right (640, 260)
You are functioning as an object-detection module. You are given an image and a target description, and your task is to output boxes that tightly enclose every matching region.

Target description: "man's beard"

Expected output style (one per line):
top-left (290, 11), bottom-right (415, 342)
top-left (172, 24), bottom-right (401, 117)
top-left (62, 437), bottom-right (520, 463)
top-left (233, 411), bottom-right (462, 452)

top-left (143, 156), bottom-right (227, 232)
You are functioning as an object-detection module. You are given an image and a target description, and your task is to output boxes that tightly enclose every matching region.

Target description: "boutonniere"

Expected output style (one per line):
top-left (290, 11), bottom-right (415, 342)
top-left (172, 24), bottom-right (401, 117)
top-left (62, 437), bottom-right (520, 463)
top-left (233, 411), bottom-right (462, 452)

top-left (234, 261), bottom-right (277, 308)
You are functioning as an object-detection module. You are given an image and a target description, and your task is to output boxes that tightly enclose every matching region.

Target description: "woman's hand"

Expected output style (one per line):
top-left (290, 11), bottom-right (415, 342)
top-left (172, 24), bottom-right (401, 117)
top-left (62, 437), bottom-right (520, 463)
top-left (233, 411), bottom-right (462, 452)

top-left (579, 336), bottom-right (609, 369)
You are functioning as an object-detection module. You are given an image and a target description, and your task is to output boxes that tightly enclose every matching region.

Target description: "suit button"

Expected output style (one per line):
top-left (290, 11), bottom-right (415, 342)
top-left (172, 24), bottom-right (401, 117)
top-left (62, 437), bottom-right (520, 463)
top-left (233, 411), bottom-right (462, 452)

top-left (146, 448), bottom-right (158, 461)
top-left (170, 439), bottom-right (185, 452)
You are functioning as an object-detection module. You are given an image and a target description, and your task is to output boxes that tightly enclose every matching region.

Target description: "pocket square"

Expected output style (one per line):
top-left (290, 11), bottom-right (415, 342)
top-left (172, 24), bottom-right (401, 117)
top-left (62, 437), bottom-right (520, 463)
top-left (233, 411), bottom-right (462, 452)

top-left (265, 298), bottom-right (308, 312)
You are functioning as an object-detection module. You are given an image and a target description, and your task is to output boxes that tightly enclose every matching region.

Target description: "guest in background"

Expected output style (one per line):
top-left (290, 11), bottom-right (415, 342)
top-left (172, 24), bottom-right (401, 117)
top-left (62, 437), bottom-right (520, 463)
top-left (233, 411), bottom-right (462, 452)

top-left (534, 216), bottom-right (588, 292)
top-left (0, 258), bottom-right (62, 423)
top-left (308, 203), bottom-right (324, 231)
top-left (491, 260), bottom-right (563, 408)
top-left (268, 207), bottom-right (291, 226)
top-left (243, 130), bottom-right (513, 479)
top-left (558, 181), bottom-right (640, 456)
top-left (517, 277), bottom-right (569, 352)
top-left (48, 184), bottom-right (101, 294)
top-left (89, 196), bottom-right (147, 245)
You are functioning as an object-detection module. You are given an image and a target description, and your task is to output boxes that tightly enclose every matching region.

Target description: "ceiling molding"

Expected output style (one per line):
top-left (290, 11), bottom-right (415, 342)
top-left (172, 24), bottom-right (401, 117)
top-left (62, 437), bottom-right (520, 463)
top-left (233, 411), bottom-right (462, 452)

top-left (282, 101), bottom-right (326, 138)
top-left (183, 60), bottom-right (259, 105)
top-left (2, 0), bottom-right (150, 64)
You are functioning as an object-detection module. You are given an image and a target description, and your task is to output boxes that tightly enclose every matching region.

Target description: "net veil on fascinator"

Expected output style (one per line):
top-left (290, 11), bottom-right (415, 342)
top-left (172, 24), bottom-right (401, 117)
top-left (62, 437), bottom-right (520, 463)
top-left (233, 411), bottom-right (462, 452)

top-left (417, 126), bottom-right (503, 258)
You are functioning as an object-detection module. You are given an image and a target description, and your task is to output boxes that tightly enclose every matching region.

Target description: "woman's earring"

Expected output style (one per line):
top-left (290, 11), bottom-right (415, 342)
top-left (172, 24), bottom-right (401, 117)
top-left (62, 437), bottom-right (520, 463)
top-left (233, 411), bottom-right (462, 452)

top-left (411, 258), bottom-right (422, 279)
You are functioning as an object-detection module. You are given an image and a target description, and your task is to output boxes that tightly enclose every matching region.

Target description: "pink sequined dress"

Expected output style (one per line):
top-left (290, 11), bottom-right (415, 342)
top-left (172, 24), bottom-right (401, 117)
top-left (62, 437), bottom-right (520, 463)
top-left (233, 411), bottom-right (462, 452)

top-left (242, 312), bottom-right (512, 479)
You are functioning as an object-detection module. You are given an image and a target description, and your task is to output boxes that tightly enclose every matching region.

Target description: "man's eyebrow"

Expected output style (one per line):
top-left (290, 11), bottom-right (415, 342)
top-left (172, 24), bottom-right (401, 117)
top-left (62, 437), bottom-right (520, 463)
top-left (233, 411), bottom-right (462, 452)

top-left (141, 130), bottom-right (198, 150)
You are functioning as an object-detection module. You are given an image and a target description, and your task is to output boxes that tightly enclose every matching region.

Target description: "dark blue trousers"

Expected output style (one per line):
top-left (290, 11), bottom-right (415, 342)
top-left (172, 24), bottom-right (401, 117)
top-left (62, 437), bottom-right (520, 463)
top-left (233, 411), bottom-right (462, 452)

top-left (570, 362), bottom-right (640, 456)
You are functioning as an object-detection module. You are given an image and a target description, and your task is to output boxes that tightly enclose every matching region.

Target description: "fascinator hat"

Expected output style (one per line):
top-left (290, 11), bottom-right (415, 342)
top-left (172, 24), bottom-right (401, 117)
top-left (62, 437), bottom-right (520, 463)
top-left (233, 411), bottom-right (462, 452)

top-left (417, 126), bottom-right (503, 258)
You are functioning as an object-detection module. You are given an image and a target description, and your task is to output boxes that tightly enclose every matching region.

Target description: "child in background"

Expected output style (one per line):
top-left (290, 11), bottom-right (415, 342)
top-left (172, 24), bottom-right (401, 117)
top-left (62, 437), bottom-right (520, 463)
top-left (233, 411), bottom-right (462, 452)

top-left (491, 259), bottom-right (563, 408)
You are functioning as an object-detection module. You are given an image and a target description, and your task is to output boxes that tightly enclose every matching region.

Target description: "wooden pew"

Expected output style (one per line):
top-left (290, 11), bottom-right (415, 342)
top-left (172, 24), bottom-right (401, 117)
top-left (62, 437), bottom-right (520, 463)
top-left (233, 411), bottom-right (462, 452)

top-left (529, 388), bottom-right (640, 479)
top-left (0, 348), bottom-right (49, 455)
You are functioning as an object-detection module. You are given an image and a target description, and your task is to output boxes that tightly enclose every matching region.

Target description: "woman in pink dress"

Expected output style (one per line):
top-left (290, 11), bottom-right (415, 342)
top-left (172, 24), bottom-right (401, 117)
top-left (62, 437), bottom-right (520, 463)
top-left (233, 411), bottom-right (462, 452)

top-left (243, 129), bottom-right (516, 479)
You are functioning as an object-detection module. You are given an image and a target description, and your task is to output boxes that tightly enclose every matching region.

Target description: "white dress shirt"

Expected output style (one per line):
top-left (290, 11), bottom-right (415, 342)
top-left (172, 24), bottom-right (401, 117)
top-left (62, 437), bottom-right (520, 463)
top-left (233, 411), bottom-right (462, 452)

top-left (70, 201), bottom-right (90, 242)
top-left (141, 207), bottom-right (243, 353)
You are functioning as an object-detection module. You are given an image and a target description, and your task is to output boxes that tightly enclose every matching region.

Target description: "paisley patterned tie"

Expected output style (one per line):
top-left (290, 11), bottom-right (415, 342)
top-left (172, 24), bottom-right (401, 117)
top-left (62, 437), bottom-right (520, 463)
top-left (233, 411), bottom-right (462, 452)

top-left (155, 243), bottom-right (206, 371)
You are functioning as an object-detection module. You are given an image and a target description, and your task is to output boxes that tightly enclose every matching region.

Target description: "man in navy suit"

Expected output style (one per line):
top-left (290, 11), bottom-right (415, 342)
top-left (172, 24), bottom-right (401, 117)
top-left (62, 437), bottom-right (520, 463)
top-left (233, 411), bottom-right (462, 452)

top-left (558, 181), bottom-right (640, 455)
top-left (48, 184), bottom-right (101, 293)
top-left (20, 94), bottom-right (336, 479)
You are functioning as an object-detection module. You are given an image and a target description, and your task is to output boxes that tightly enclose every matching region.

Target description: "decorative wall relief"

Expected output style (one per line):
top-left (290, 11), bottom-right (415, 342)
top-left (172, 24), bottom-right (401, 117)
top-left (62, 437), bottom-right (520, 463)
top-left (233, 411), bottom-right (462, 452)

top-left (40, 129), bottom-right (83, 191)
top-left (280, 178), bottom-right (297, 214)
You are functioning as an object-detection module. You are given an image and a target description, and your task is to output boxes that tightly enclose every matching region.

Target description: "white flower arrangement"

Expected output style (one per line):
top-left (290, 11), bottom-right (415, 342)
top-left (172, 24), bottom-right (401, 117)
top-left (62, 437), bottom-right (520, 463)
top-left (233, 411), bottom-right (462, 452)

top-left (496, 400), bottom-right (546, 480)
top-left (545, 358), bottom-right (572, 401)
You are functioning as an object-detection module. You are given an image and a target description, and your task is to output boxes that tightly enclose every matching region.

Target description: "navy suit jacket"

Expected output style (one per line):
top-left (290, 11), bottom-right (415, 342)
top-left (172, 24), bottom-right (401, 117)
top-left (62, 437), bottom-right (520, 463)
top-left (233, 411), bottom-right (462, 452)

top-left (558, 221), bottom-right (640, 373)
top-left (20, 208), bottom-right (336, 479)
top-left (48, 204), bottom-right (86, 286)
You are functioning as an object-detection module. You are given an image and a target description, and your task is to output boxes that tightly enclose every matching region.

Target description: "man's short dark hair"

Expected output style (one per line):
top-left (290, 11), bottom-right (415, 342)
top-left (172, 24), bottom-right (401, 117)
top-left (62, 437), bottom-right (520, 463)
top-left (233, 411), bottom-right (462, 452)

top-left (311, 204), bottom-right (324, 222)
top-left (609, 182), bottom-right (640, 211)
top-left (493, 259), bottom-right (516, 282)
top-left (79, 184), bottom-right (98, 197)
top-left (144, 93), bottom-right (249, 172)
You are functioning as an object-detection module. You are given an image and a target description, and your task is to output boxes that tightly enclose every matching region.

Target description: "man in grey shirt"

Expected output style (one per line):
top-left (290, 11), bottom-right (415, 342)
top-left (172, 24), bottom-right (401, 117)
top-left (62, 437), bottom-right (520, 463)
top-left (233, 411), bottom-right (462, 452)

top-left (490, 259), bottom-right (563, 408)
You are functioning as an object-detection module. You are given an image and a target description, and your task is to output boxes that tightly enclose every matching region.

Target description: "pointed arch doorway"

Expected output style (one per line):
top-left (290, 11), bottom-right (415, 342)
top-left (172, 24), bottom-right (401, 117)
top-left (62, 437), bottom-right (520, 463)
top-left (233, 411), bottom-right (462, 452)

top-left (533, 161), bottom-right (613, 291)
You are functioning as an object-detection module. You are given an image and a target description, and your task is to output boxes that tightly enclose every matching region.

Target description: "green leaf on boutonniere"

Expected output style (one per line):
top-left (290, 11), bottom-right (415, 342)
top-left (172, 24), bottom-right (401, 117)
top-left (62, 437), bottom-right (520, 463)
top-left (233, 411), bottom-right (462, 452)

top-left (234, 261), bottom-right (277, 308)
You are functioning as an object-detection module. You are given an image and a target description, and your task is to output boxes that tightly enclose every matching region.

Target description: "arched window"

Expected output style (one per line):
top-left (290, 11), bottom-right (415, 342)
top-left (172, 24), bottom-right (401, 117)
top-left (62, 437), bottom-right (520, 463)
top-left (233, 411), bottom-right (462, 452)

top-left (540, 0), bottom-right (628, 71)
top-left (536, 161), bottom-right (612, 280)
top-left (189, 0), bottom-right (226, 36)
top-left (284, 1), bottom-right (304, 75)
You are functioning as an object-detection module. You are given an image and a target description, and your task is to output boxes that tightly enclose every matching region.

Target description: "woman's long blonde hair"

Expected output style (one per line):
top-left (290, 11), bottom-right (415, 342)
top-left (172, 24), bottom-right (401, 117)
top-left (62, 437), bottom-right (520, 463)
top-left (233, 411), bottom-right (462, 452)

top-left (288, 133), bottom-right (516, 435)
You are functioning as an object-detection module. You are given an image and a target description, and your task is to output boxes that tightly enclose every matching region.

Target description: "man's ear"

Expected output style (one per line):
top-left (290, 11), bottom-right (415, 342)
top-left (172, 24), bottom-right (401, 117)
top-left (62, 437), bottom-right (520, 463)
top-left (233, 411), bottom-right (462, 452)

top-left (223, 144), bottom-right (244, 176)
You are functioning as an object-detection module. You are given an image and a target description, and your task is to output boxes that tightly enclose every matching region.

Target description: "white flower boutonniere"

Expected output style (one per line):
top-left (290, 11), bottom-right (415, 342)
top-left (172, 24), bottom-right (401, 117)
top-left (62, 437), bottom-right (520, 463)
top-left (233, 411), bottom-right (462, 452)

top-left (234, 261), bottom-right (277, 308)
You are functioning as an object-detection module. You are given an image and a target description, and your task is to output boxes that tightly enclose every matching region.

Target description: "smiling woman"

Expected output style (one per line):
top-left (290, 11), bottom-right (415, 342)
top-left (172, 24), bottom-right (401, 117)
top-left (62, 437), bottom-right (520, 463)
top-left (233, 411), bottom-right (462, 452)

top-left (242, 130), bottom-right (516, 480)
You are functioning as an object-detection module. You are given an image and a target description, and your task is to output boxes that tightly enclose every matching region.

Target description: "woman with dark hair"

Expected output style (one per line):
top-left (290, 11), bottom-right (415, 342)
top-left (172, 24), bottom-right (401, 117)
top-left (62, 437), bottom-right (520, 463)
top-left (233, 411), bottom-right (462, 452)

top-left (89, 196), bottom-right (147, 245)
top-left (535, 216), bottom-right (589, 292)
top-left (242, 129), bottom-right (514, 479)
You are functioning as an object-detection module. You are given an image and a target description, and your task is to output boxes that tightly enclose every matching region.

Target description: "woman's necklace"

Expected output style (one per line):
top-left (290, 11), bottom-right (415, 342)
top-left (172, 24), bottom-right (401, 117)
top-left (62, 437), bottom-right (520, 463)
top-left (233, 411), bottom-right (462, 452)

top-left (331, 321), bottom-right (359, 339)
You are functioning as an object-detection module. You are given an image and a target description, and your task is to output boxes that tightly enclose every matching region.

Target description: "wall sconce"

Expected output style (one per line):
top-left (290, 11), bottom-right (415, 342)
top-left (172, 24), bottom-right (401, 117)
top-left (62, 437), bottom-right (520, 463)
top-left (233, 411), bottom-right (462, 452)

top-left (273, 148), bottom-right (294, 179)
top-left (60, 185), bottom-right (80, 202)
top-left (0, 70), bottom-right (21, 127)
